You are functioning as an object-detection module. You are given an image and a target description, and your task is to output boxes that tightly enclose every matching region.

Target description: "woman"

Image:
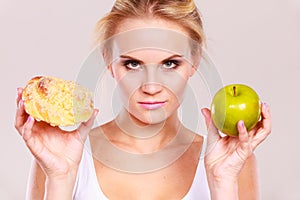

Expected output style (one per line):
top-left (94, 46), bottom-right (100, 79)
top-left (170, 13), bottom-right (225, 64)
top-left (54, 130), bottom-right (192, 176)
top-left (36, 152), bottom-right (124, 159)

top-left (15, 0), bottom-right (271, 199)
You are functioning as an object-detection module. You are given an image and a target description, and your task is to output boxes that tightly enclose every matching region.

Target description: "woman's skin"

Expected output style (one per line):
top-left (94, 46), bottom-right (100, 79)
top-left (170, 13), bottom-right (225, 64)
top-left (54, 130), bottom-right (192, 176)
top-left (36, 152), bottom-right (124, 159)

top-left (15, 17), bottom-right (271, 200)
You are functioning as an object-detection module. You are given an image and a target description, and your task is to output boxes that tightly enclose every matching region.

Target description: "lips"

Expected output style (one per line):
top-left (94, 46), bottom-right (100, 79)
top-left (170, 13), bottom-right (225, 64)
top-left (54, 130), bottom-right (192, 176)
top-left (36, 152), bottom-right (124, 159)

top-left (138, 101), bottom-right (167, 110)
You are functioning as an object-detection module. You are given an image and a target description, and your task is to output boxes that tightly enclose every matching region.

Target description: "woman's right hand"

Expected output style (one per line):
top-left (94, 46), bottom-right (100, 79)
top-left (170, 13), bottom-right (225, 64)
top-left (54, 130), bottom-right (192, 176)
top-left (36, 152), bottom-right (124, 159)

top-left (14, 88), bottom-right (98, 180)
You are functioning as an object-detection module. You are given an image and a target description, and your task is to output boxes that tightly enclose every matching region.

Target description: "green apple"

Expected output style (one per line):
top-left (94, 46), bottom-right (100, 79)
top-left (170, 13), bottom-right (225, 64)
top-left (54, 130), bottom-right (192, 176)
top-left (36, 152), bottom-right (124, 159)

top-left (210, 84), bottom-right (261, 136)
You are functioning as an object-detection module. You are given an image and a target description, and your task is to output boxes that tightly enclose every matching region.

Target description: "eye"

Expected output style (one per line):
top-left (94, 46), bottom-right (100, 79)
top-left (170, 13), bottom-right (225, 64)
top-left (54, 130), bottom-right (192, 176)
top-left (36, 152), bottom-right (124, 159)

top-left (123, 60), bottom-right (142, 70)
top-left (161, 60), bottom-right (180, 70)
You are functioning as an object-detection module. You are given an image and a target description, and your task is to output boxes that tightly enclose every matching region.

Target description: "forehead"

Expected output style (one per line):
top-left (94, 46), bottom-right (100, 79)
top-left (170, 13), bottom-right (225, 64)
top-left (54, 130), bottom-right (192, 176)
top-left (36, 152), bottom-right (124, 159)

top-left (114, 17), bottom-right (189, 37)
top-left (119, 49), bottom-right (182, 63)
top-left (102, 19), bottom-right (199, 66)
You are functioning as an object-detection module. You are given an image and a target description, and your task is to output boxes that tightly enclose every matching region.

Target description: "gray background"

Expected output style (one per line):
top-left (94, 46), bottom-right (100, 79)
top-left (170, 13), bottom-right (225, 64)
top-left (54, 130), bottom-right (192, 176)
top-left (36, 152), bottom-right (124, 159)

top-left (1, 0), bottom-right (299, 199)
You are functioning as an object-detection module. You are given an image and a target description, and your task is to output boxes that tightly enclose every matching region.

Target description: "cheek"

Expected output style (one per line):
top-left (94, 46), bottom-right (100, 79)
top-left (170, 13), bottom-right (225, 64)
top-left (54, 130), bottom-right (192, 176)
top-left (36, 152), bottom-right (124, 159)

top-left (111, 65), bottom-right (124, 80)
top-left (169, 82), bottom-right (188, 105)
top-left (161, 71), bottom-right (189, 103)
top-left (116, 74), bottom-right (142, 106)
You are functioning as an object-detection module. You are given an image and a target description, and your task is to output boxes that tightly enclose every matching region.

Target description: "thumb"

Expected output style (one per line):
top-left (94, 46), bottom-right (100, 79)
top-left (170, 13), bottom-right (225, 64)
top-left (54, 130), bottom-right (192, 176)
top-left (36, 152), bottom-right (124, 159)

top-left (76, 109), bottom-right (99, 143)
top-left (201, 108), bottom-right (219, 134)
top-left (201, 108), bottom-right (221, 153)
top-left (201, 108), bottom-right (212, 129)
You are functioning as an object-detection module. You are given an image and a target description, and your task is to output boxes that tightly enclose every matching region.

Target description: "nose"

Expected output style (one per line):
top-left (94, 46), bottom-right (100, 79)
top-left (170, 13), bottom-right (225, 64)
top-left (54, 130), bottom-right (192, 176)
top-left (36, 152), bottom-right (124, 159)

top-left (141, 82), bottom-right (163, 95)
top-left (141, 65), bottom-right (163, 95)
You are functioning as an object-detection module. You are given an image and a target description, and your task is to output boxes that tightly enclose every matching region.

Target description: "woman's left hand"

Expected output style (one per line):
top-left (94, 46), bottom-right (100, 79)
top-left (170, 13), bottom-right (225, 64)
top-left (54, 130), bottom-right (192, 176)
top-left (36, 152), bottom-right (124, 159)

top-left (201, 103), bottom-right (271, 194)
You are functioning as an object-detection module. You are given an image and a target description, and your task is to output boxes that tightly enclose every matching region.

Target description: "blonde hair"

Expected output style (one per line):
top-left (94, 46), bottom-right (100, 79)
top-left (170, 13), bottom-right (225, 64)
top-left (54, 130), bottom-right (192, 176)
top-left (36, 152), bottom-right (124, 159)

top-left (94, 0), bottom-right (205, 47)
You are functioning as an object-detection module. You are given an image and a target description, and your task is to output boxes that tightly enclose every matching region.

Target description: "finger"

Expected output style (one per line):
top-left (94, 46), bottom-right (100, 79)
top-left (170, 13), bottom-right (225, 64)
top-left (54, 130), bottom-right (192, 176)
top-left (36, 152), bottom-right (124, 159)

top-left (76, 109), bottom-right (99, 143)
top-left (261, 102), bottom-right (271, 131)
top-left (15, 99), bottom-right (28, 134)
top-left (236, 120), bottom-right (252, 159)
top-left (238, 121), bottom-right (249, 144)
top-left (15, 88), bottom-right (27, 132)
top-left (22, 117), bottom-right (47, 160)
top-left (248, 102), bottom-right (271, 139)
top-left (201, 108), bottom-right (221, 155)
top-left (16, 88), bottom-right (23, 106)
top-left (251, 103), bottom-right (271, 149)
top-left (22, 116), bottom-right (35, 142)
top-left (201, 108), bottom-right (220, 141)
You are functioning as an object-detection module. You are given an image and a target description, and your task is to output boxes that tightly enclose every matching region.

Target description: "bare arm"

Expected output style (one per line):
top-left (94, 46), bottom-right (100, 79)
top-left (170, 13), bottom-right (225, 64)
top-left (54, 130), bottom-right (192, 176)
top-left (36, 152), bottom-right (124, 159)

top-left (26, 159), bottom-right (46, 200)
top-left (238, 154), bottom-right (260, 200)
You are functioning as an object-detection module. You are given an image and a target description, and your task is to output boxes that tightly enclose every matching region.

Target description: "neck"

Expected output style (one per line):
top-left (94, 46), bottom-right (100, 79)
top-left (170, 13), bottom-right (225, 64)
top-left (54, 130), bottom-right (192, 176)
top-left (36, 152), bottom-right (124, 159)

top-left (113, 108), bottom-right (182, 153)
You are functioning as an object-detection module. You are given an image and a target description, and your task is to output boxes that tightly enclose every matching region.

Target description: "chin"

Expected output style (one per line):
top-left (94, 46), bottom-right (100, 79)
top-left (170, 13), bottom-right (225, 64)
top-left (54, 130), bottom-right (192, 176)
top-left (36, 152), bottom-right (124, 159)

top-left (129, 109), bottom-right (170, 125)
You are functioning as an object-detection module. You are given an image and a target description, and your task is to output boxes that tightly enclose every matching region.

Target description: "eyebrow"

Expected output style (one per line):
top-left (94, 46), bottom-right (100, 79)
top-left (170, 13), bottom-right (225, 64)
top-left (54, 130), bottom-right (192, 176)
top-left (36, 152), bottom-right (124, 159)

top-left (119, 54), bottom-right (183, 63)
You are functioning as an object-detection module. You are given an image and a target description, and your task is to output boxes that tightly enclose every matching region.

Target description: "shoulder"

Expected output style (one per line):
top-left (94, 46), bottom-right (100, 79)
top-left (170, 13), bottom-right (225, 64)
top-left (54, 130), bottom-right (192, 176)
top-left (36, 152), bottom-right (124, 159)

top-left (89, 120), bottom-right (114, 140)
top-left (181, 126), bottom-right (204, 147)
top-left (179, 126), bottom-right (205, 162)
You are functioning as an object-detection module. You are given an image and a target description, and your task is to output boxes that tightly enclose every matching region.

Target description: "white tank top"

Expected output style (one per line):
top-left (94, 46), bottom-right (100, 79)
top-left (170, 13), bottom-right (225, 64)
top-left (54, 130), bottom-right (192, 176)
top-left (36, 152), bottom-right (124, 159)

top-left (72, 138), bottom-right (211, 200)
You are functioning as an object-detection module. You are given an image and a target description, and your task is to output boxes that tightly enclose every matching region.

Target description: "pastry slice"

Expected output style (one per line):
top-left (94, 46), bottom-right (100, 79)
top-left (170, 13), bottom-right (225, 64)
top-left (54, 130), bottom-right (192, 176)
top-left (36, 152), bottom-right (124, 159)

top-left (22, 76), bottom-right (94, 126)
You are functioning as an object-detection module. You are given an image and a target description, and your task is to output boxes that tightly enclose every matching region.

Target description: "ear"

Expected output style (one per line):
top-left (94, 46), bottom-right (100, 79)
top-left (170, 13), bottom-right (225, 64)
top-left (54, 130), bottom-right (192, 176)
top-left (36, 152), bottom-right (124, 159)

top-left (189, 66), bottom-right (197, 77)
top-left (189, 58), bottom-right (201, 77)
top-left (102, 50), bottom-right (115, 78)
top-left (108, 65), bottom-right (115, 78)
top-left (189, 49), bottom-right (202, 77)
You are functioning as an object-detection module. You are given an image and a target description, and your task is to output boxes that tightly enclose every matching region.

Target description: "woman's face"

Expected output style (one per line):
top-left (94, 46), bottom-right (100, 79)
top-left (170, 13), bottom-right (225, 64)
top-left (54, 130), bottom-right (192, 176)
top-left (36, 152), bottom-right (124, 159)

top-left (109, 18), bottom-right (196, 125)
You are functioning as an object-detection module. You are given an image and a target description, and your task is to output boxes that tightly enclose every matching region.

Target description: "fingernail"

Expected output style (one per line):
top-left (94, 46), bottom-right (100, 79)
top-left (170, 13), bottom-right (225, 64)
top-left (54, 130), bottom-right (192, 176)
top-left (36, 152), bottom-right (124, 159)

top-left (201, 108), bottom-right (207, 117)
top-left (27, 116), bottom-right (31, 122)
top-left (240, 120), bottom-right (244, 128)
top-left (263, 102), bottom-right (269, 112)
top-left (17, 87), bottom-right (22, 95)
top-left (18, 100), bottom-right (23, 109)
top-left (200, 108), bottom-right (204, 115)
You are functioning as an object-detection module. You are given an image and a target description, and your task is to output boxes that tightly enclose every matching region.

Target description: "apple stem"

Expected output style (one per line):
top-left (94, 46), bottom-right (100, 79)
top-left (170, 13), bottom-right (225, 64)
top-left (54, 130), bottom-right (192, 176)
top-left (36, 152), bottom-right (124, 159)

top-left (233, 86), bottom-right (237, 96)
